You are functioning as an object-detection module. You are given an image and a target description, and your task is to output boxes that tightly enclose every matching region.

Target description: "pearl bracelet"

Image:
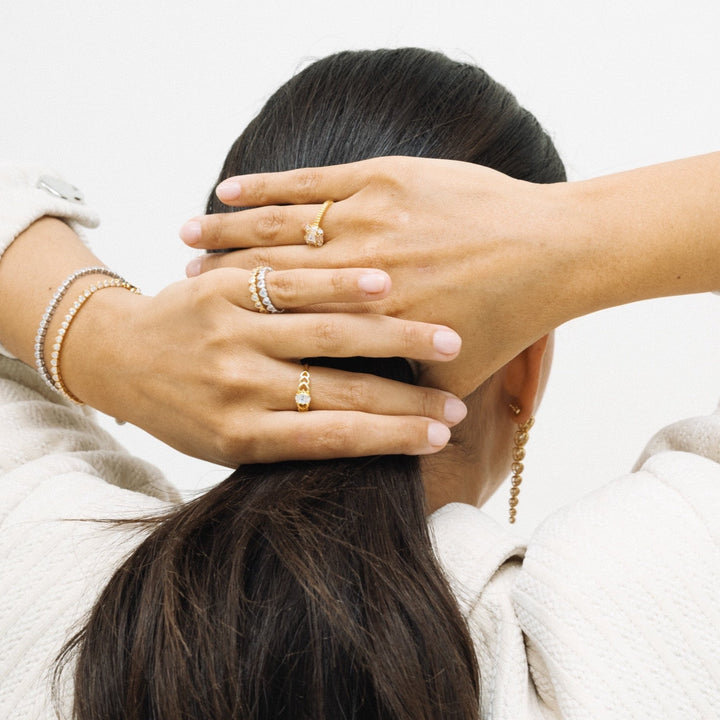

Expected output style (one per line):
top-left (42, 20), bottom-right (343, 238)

top-left (35, 266), bottom-right (123, 390)
top-left (50, 279), bottom-right (141, 404)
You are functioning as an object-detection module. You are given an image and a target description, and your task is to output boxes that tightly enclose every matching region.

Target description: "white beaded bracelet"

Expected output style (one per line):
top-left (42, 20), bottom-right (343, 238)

top-left (35, 266), bottom-right (123, 390)
top-left (50, 279), bottom-right (141, 404)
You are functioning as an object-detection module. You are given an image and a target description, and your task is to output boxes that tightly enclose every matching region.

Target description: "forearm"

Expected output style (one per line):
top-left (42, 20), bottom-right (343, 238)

top-left (559, 152), bottom-right (720, 321)
top-left (0, 217), bottom-right (105, 363)
top-left (0, 217), bottom-right (144, 413)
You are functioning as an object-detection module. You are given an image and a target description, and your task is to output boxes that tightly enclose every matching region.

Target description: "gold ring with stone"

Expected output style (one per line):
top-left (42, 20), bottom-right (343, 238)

top-left (295, 365), bottom-right (311, 411)
top-left (303, 200), bottom-right (333, 247)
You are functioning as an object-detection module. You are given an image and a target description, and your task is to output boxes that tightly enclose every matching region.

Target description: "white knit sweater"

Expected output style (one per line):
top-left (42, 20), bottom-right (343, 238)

top-left (1, 165), bottom-right (719, 719)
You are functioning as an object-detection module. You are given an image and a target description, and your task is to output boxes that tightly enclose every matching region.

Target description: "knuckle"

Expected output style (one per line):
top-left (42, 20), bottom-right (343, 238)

top-left (293, 170), bottom-right (321, 202)
top-left (350, 246), bottom-right (379, 269)
top-left (312, 319), bottom-right (342, 351)
top-left (199, 216), bottom-right (223, 248)
top-left (399, 321), bottom-right (424, 353)
top-left (255, 209), bottom-right (285, 243)
top-left (342, 378), bottom-right (366, 409)
top-left (375, 160), bottom-right (405, 191)
top-left (250, 175), bottom-right (270, 205)
top-left (330, 270), bottom-right (347, 294)
top-left (245, 250), bottom-right (275, 269)
top-left (216, 425), bottom-right (253, 464)
top-left (418, 387), bottom-right (441, 419)
top-left (268, 270), bottom-right (298, 306)
top-left (318, 417), bottom-right (354, 452)
top-left (188, 274), bottom-right (215, 306)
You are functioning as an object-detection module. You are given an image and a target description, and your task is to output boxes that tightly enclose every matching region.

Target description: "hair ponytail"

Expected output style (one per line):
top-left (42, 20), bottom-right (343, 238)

top-left (59, 452), bottom-right (479, 719)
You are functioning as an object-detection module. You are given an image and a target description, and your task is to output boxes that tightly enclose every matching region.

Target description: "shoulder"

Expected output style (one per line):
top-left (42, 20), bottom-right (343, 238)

top-left (514, 443), bottom-right (720, 717)
top-left (428, 503), bottom-right (524, 615)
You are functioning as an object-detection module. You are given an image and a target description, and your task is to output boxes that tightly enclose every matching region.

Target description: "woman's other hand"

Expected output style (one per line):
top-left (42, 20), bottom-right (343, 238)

top-left (183, 153), bottom-right (720, 398)
top-left (62, 265), bottom-right (466, 466)
top-left (181, 156), bottom-right (575, 396)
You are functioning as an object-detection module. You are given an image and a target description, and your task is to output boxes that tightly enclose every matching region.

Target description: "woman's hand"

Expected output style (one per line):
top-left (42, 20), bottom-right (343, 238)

top-left (63, 265), bottom-right (467, 466)
top-left (183, 153), bottom-right (720, 398)
top-left (180, 156), bottom-right (576, 396)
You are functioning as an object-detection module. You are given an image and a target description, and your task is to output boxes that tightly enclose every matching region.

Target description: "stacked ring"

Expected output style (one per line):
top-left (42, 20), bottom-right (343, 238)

top-left (248, 266), bottom-right (284, 314)
top-left (295, 365), bottom-right (311, 411)
top-left (303, 200), bottom-right (333, 247)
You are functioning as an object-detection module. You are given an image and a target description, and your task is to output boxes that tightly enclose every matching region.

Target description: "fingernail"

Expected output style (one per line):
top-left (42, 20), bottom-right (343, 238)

top-left (179, 220), bottom-right (202, 245)
top-left (444, 397), bottom-right (468, 424)
top-left (357, 271), bottom-right (389, 295)
top-left (216, 179), bottom-right (242, 202)
top-left (433, 330), bottom-right (462, 356)
top-left (185, 256), bottom-right (203, 277)
top-left (428, 422), bottom-right (451, 448)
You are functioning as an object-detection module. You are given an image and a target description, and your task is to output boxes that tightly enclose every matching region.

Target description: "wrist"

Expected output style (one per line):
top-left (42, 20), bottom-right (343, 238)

top-left (512, 180), bottom-right (595, 329)
top-left (59, 284), bottom-right (149, 416)
top-left (555, 156), bottom-right (720, 321)
top-left (537, 176), bottom-right (662, 323)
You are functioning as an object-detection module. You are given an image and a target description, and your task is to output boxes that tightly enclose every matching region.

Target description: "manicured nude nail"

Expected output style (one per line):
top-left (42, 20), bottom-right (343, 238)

top-left (433, 330), bottom-right (462, 356)
top-left (427, 422), bottom-right (451, 448)
top-left (216, 179), bottom-right (242, 202)
top-left (444, 397), bottom-right (468, 424)
top-left (179, 220), bottom-right (202, 245)
top-left (185, 256), bottom-right (203, 277)
top-left (357, 271), bottom-right (389, 295)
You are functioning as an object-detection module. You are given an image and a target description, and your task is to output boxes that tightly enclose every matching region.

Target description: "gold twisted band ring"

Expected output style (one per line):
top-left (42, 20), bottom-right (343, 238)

top-left (303, 200), bottom-right (333, 247)
top-left (295, 365), bottom-right (311, 411)
top-left (248, 266), bottom-right (283, 314)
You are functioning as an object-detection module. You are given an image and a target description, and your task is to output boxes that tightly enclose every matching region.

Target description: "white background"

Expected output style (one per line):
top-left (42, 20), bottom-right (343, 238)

top-left (1, 0), bottom-right (718, 536)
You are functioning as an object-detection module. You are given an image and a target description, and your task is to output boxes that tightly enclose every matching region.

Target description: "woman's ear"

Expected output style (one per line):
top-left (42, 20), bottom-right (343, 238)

top-left (500, 334), bottom-right (553, 424)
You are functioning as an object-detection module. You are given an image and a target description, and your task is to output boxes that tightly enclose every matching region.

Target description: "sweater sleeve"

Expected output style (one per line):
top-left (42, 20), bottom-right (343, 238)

top-left (0, 352), bottom-right (182, 718)
top-left (429, 504), bottom-right (549, 718)
top-left (0, 354), bottom-right (180, 524)
top-left (0, 347), bottom-right (181, 718)
top-left (0, 161), bottom-right (100, 358)
top-left (512, 410), bottom-right (720, 719)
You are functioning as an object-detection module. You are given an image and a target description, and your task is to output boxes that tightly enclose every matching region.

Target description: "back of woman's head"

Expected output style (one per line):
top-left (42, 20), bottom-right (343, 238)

top-left (59, 49), bottom-right (565, 720)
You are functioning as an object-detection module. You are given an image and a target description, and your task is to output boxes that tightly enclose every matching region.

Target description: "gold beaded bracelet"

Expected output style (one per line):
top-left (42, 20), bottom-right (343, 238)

top-left (49, 279), bottom-right (141, 404)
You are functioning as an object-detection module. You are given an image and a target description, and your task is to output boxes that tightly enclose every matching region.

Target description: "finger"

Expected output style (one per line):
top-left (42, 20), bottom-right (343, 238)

top-left (180, 203), bottom-right (325, 250)
top-left (212, 158), bottom-right (387, 207)
top-left (187, 244), bottom-right (342, 277)
top-left (260, 268), bottom-right (392, 309)
top-left (271, 364), bottom-right (467, 426)
top-left (198, 266), bottom-right (391, 312)
top-left (259, 314), bottom-right (462, 362)
top-left (241, 412), bottom-right (452, 463)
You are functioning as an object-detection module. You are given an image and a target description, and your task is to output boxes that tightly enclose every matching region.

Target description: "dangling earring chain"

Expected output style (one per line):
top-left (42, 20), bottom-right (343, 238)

top-left (509, 404), bottom-right (534, 524)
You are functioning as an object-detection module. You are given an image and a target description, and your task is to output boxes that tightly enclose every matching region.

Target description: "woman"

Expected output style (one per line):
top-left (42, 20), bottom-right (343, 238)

top-left (0, 49), bottom-right (717, 719)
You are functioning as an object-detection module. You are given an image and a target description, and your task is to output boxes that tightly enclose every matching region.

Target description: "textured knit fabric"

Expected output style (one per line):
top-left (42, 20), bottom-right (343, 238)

top-left (0, 161), bottom-right (99, 358)
top-left (431, 415), bottom-right (720, 719)
top-left (0, 357), bottom-right (180, 718)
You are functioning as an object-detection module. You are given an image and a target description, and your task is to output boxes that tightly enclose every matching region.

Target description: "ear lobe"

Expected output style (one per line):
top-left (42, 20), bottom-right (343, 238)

top-left (501, 335), bottom-right (551, 424)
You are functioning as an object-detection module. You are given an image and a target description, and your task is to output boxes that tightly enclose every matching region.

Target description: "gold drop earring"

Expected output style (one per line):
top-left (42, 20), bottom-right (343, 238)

top-left (508, 403), bottom-right (534, 524)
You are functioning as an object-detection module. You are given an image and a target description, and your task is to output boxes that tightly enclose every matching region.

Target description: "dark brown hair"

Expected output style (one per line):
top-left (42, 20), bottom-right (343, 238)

top-left (57, 48), bottom-right (565, 719)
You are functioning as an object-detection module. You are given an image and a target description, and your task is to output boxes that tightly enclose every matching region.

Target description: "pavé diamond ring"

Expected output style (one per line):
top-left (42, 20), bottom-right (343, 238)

top-left (303, 200), bottom-right (333, 247)
top-left (248, 266), bottom-right (283, 314)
